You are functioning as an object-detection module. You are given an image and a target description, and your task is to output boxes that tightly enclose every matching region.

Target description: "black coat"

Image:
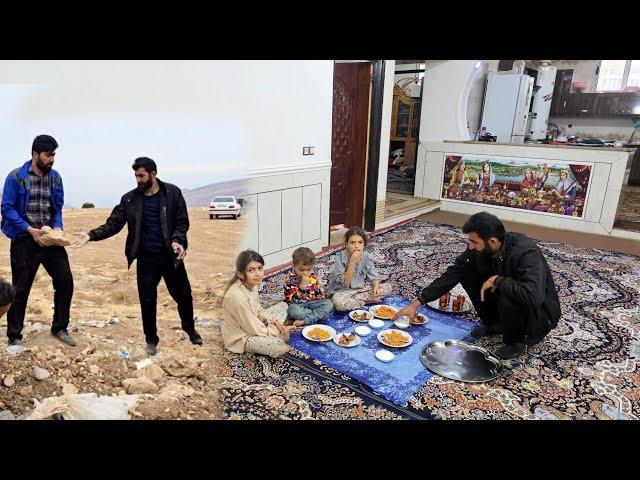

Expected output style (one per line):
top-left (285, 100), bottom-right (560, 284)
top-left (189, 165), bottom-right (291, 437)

top-left (88, 179), bottom-right (189, 269)
top-left (419, 232), bottom-right (561, 338)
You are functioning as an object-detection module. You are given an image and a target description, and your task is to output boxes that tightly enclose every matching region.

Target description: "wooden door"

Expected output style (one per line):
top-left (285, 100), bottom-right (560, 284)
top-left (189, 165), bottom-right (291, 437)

top-left (330, 62), bottom-right (372, 228)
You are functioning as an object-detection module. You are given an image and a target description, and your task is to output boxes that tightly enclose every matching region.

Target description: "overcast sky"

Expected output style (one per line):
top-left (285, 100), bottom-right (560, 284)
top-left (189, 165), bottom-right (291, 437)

top-left (0, 82), bottom-right (247, 208)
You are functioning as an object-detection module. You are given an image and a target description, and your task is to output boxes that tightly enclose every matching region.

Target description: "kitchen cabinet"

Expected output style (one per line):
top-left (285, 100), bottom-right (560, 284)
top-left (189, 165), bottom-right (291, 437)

top-left (550, 69), bottom-right (573, 115)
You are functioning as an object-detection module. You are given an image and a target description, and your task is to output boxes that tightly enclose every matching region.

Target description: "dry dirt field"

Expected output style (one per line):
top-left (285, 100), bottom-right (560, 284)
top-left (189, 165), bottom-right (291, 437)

top-left (0, 207), bottom-right (244, 420)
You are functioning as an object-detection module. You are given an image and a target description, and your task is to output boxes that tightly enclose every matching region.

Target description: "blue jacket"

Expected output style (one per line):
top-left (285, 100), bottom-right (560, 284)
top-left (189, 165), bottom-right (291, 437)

top-left (1, 160), bottom-right (64, 239)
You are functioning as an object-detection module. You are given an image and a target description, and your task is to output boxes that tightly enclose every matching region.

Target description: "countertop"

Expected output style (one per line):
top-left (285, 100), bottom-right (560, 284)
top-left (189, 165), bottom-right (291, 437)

top-left (443, 140), bottom-right (636, 153)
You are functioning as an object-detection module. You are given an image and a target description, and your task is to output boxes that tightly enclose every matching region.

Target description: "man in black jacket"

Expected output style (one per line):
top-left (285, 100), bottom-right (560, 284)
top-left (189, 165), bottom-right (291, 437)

top-left (72, 157), bottom-right (202, 355)
top-left (394, 211), bottom-right (561, 359)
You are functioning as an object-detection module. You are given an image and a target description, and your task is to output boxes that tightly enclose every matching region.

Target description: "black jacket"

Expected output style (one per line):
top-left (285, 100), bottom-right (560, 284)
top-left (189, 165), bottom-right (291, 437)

top-left (88, 179), bottom-right (189, 269)
top-left (419, 232), bottom-right (561, 336)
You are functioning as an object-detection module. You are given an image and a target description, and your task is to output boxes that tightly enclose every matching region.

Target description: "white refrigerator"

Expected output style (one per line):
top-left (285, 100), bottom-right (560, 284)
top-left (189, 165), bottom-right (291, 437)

top-left (480, 73), bottom-right (534, 143)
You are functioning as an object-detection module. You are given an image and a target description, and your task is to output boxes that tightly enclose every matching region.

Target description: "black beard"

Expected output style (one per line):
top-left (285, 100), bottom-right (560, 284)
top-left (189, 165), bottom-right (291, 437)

top-left (137, 179), bottom-right (153, 192)
top-left (475, 245), bottom-right (495, 259)
top-left (37, 159), bottom-right (52, 173)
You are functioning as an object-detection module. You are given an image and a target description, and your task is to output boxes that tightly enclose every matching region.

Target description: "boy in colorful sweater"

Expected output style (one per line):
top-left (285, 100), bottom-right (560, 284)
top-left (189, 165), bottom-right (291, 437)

top-left (284, 247), bottom-right (334, 327)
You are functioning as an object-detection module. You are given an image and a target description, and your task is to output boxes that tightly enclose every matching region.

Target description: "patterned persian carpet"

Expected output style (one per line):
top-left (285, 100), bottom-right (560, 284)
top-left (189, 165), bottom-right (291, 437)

top-left (217, 219), bottom-right (640, 420)
top-left (387, 166), bottom-right (414, 194)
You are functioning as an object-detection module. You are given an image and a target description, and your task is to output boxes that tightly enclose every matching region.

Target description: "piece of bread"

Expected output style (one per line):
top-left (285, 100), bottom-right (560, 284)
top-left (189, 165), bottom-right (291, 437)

top-left (40, 229), bottom-right (72, 247)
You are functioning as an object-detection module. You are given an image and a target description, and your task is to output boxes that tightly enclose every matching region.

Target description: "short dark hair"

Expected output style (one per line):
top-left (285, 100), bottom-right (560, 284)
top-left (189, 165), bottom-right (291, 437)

top-left (32, 135), bottom-right (58, 154)
top-left (0, 278), bottom-right (16, 307)
top-left (462, 211), bottom-right (505, 242)
top-left (344, 226), bottom-right (368, 247)
top-left (292, 247), bottom-right (315, 266)
top-left (132, 157), bottom-right (157, 174)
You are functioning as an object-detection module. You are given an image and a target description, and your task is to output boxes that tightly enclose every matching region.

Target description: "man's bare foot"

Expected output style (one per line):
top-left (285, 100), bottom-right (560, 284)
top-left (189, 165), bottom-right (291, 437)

top-left (293, 320), bottom-right (306, 327)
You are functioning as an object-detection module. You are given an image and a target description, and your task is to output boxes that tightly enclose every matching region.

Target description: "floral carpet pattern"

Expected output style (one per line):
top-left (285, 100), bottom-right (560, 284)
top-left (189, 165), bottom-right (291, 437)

top-left (217, 219), bottom-right (640, 420)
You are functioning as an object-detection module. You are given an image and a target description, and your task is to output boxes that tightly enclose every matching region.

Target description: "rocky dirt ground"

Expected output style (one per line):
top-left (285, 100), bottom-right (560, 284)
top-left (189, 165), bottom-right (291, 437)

top-left (0, 207), bottom-right (244, 420)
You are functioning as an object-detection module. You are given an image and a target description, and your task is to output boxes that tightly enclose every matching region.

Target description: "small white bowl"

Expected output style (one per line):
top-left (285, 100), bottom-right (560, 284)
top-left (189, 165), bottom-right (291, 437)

top-left (375, 349), bottom-right (395, 362)
top-left (394, 316), bottom-right (410, 329)
top-left (355, 325), bottom-right (371, 336)
top-left (368, 319), bottom-right (384, 329)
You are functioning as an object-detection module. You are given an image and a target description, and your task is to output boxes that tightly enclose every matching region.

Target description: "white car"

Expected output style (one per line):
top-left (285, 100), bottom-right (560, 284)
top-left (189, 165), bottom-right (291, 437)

top-left (209, 196), bottom-right (241, 219)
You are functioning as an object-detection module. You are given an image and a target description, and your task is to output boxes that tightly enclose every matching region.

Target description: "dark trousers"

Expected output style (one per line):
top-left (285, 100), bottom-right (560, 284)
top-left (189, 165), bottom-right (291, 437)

top-left (461, 275), bottom-right (527, 345)
top-left (136, 250), bottom-right (195, 345)
top-left (7, 235), bottom-right (74, 341)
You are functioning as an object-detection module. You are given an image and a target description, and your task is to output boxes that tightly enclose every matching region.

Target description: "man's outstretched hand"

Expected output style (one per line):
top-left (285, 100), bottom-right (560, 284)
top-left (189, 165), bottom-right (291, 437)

top-left (71, 232), bottom-right (91, 249)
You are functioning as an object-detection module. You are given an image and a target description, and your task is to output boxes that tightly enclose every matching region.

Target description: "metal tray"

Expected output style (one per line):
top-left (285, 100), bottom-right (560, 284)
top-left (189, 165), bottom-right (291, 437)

top-left (420, 340), bottom-right (502, 383)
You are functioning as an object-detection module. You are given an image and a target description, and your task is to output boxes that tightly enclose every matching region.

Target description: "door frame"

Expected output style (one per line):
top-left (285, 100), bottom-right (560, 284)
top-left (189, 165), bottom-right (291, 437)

top-left (363, 60), bottom-right (386, 231)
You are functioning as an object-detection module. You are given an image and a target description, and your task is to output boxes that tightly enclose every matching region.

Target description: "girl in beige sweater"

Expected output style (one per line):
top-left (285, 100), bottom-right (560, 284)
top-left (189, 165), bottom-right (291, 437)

top-left (221, 250), bottom-right (298, 358)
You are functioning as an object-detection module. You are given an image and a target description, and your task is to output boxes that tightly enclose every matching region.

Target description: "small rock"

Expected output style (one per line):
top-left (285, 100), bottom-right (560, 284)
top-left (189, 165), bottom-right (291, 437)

top-left (3, 375), bottom-right (15, 388)
top-left (0, 411), bottom-right (17, 421)
top-left (88, 365), bottom-right (100, 375)
top-left (0, 401), bottom-right (5, 409)
top-left (6, 345), bottom-right (26, 356)
top-left (30, 346), bottom-right (40, 353)
top-left (118, 390), bottom-right (127, 396)
top-left (19, 385), bottom-right (33, 397)
top-left (134, 364), bottom-right (165, 385)
top-left (33, 367), bottom-right (51, 381)
top-left (129, 346), bottom-right (147, 362)
top-left (122, 377), bottom-right (159, 394)
top-left (62, 383), bottom-right (78, 395)
top-left (161, 355), bottom-right (199, 377)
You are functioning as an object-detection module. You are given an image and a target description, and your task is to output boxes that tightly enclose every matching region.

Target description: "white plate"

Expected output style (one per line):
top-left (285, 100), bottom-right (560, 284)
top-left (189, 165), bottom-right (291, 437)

top-left (377, 329), bottom-right (413, 348)
top-left (376, 350), bottom-right (395, 362)
top-left (333, 332), bottom-right (362, 348)
top-left (349, 309), bottom-right (373, 322)
top-left (355, 325), bottom-right (371, 336)
top-left (302, 324), bottom-right (336, 342)
top-left (368, 304), bottom-right (399, 320)
top-left (412, 313), bottom-right (429, 325)
top-left (368, 319), bottom-right (384, 329)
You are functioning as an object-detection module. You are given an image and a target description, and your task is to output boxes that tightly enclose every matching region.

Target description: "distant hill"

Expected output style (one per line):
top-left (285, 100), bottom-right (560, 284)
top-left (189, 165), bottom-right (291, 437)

top-left (182, 178), bottom-right (248, 206)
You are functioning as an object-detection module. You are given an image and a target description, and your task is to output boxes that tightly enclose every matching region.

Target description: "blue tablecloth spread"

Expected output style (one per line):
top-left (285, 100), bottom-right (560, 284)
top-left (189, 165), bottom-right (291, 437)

top-left (289, 296), bottom-right (476, 406)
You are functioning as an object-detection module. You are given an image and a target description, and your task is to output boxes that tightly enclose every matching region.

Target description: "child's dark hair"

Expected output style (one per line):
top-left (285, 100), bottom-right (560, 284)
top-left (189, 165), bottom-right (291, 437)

top-left (344, 226), bottom-right (368, 247)
top-left (292, 247), bottom-right (315, 266)
top-left (0, 278), bottom-right (16, 307)
top-left (220, 250), bottom-right (265, 304)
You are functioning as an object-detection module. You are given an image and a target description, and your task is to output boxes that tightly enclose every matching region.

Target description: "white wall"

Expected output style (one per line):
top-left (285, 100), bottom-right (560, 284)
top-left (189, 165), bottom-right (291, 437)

top-left (243, 61), bottom-right (334, 269)
top-left (419, 60), bottom-right (480, 142)
top-left (377, 60), bottom-right (396, 202)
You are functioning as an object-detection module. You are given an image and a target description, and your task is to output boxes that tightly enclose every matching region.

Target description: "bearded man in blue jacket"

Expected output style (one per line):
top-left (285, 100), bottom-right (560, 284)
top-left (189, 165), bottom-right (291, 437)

top-left (1, 135), bottom-right (76, 347)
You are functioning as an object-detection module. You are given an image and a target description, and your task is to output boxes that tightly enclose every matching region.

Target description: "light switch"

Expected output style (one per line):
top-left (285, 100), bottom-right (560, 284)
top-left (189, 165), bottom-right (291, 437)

top-left (309, 147), bottom-right (315, 155)
top-left (302, 147), bottom-right (309, 155)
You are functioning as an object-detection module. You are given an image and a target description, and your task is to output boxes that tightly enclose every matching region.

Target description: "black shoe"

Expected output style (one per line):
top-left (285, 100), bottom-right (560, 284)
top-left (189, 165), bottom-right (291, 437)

top-left (188, 331), bottom-right (203, 346)
top-left (53, 330), bottom-right (77, 347)
top-left (8, 338), bottom-right (23, 347)
top-left (145, 343), bottom-right (157, 356)
top-left (470, 324), bottom-right (503, 338)
top-left (496, 342), bottom-right (525, 360)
